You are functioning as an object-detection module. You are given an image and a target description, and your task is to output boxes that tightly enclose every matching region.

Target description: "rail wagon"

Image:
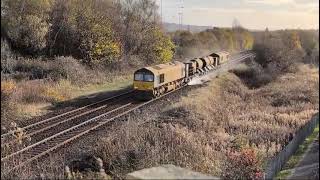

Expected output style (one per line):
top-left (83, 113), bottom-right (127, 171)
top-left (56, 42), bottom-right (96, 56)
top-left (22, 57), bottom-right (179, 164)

top-left (133, 50), bottom-right (231, 100)
top-left (200, 56), bottom-right (214, 68)
top-left (184, 60), bottom-right (197, 77)
top-left (133, 61), bottom-right (186, 99)
top-left (191, 58), bottom-right (204, 70)
top-left (209, 51), bottom-right (230, 65)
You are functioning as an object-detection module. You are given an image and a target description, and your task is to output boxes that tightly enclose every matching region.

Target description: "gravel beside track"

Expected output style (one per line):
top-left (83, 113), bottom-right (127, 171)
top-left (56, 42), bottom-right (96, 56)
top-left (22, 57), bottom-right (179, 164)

top-left (1, 51), bottom-right (255, 178)
top-left (1, 91), bottom-right (135, 156)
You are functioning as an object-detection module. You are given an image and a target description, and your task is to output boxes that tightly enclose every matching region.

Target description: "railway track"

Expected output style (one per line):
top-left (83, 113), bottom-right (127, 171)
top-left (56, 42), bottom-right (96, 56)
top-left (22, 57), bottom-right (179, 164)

top-left (1, 51), bottom-right (255, 176)
top-left (1, 90), bottom-right (134, 145)
top-left (1, 91), bottom-right (135, 158)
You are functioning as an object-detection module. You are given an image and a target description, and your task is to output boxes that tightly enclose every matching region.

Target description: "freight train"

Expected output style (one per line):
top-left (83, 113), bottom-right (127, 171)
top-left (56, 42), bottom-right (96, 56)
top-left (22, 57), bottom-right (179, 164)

top-left (133, 51), bottom-right (230, 99)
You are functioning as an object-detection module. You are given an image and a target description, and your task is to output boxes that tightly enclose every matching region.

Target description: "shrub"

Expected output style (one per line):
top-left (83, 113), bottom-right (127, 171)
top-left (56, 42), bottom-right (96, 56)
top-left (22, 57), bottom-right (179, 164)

top-left (16, 81), bottom-right (48, 103)
top-left (252, 30), bottom-right (311, 73)
top-left (12, 79), bottom-right (71, 104)
top-left (47, 0), bottom-right (121, 66)
top-left (1, 80), bottom-right (16, 96)
top-left (231, 62), bottom-right (273, 88)
top-left (1, 39), bottom-right (17, 74)
top-left (1, 80), bottom-right (17, 127)
top-left (14, 58), bottom-right (49, 79)
top-left (222, 148), bottom-right (263, 180)
top-left (142, 27), bottom-right (175, 64)
top-left (153, 28), bottom-right (175, 63)
top-left (171, 27), bottom-right (254, 59)
top-left (310, 43), bottom-right (319, 66)
top-left (11, 56), bottom-right (91, 85)
top-left (1, 0), bottom-right (52, 54)
top-left (50, 56), bottom-right (89, 84)
top-left (43, 86), bottom-right (66, 103)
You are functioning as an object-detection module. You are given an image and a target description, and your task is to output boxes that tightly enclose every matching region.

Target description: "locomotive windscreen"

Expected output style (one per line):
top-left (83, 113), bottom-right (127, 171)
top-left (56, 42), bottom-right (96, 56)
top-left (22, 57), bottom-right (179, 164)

top-left (134, 73), bottom-right (144, 81)
top-left (134, 71), bottom-right (154, 82)
top-left (144, 74), bottom-right (154, 82)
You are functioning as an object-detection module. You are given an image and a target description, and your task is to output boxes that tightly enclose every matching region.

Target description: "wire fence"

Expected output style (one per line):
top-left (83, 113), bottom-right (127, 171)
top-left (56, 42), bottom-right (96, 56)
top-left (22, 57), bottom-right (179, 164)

top-left (264, 112), bottom-right (319, 179)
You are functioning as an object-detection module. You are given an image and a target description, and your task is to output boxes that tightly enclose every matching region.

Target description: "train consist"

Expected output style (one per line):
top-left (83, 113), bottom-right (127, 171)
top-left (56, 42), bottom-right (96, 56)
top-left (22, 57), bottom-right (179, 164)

top-left (133, 51), bottom-right (230, 99)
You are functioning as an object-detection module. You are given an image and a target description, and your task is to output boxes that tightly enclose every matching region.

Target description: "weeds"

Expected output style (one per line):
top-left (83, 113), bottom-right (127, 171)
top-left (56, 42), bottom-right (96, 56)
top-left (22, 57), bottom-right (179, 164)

top-left (1, 80), bottom-right (17, 128)
top-left (276, 124), bottom-right (319, 179)
top-left (92, 64), bottom-right (318, 179)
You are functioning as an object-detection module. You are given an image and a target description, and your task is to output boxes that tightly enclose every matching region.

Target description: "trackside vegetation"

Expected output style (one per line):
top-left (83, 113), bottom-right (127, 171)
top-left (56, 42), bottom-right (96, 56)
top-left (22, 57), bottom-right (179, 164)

top-left (0, 0), bottom-right (319, 179)
top-left (1, 0), bottom-right (262, 127)
top-left (276, 124), bottom-right (319, 179)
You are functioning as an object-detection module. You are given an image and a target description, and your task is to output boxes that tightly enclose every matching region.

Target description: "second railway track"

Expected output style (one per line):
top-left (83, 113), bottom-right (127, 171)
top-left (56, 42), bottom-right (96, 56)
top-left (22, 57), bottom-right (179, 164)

top-left (1, 90), bottom-right (134, 143)
top-left (1, 91), bottom-right (135, 157)
top-left (1, 87), bottom-right (184, 176)
top-left (1, 52), bottom-right (255, 176)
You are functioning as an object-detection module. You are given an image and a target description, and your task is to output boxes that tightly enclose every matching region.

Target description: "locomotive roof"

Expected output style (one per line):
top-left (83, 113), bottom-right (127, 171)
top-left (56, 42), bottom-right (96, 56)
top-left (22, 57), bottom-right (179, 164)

top-left (190, 58), bottom-right (203, 62)
top-left (210, 51), bottom-right (230, 57)
top-left (137, 61), bottom-right (184, 75)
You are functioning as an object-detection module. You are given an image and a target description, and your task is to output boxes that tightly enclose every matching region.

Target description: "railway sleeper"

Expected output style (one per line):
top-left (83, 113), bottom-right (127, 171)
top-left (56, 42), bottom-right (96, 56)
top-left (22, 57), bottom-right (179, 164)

top-left (48, 136), bottom-right (70, 144)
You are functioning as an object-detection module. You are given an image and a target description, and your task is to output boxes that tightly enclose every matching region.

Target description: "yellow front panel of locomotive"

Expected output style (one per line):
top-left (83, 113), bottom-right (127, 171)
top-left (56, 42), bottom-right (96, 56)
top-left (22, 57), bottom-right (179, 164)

top-left (133, 81), bottom-right (154, 91)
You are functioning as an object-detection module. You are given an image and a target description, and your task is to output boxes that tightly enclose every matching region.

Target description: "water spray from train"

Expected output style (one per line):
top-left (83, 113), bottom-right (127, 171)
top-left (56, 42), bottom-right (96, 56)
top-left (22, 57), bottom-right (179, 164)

top-left (187, 70), bottom-right (218, 86)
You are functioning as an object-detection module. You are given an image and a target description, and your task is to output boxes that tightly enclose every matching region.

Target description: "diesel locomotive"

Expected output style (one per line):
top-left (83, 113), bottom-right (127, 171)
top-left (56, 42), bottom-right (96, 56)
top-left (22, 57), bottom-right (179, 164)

top-left (133, 51), bottom-right (230, 99)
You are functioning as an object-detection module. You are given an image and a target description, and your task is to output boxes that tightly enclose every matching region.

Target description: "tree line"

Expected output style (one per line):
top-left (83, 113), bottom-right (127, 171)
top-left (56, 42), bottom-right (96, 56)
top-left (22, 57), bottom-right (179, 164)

top-left (1, 0), bottom-right (174, 68)
top-left (170, 26), bottom-right (254, 59)
top-left (253, 29), bottom-right (319, 73)
top-left (1, 0), bottom-right (318, 70)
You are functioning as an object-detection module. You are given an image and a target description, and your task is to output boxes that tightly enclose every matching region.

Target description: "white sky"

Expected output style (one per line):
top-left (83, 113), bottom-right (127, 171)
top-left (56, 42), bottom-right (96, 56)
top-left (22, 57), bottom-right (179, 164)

top-left (155, 0), bottom-right (319, 30)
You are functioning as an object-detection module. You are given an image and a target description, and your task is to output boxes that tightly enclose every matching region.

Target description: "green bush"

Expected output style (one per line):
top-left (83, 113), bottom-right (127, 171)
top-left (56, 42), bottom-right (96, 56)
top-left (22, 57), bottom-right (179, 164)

top-left (47, 0), bottom-right (121, 66)
top-left (141, 27), bottom-right (175, 64)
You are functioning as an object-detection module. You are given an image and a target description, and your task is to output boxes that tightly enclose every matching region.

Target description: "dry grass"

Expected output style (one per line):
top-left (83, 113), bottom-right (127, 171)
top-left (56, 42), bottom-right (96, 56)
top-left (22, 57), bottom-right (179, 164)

top-left (0, 74), bottom-right (132, 129)
top-left (92, 64), bottom-right (318, 179)
top-left (2, 63), bottom-right (318, 179)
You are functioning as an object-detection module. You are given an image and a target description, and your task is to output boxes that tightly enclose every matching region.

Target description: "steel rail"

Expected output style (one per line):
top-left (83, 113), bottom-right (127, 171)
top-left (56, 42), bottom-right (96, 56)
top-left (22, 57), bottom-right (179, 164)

top-left (2, 85), bottom-right (188, 175)
top-left (1, 93), bottom-right (134, 154)
top-left (1, 101), bottom-right (134, 163)
top-left (1, 93), bottom-right (134, 148)
top-left (1, 52), bottom-right (256, 176)
top-left (1, 90), bottom-right (135, 140)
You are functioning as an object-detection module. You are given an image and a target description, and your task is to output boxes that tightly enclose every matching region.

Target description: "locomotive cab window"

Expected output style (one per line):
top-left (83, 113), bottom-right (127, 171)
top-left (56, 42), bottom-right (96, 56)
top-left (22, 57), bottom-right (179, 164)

top-left (144, 74), bottom-right (154, 82)
top-left (160, 74), bottom-right (164, 83)
top-left (134, 73), bottom-right (144, 81)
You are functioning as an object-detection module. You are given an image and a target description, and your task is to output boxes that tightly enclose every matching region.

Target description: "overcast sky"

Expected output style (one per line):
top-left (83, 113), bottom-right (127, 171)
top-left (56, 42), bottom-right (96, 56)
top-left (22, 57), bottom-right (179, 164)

top-left (155, 0), bottom-right (319, 30)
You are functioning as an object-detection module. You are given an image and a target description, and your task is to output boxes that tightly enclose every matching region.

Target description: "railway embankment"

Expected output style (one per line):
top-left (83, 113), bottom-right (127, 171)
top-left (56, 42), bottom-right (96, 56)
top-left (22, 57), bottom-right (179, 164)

top-left (266, 113), bottom-right (319, 179)
top-left (2, 62), bottom-right (318, 179)
top-left (44, 63), bottom-right (318, 179)
top-left (122, 112), bottom-right (318, 180)
top-left (1, 52), bottom-right (253, 178)
top-left (276, 119), bottom-right (319, 180)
